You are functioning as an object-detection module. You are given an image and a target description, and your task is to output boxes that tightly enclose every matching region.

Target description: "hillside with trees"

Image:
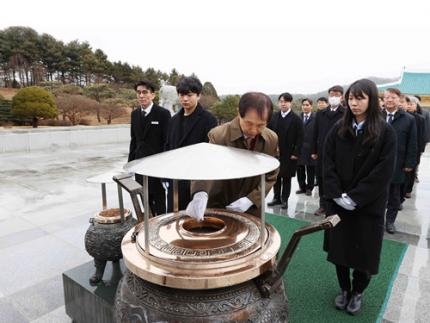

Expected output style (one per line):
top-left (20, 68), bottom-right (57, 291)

top-left (0, 26), bottom-right (173, 88)
top-left (0, 26), bottom-right (221, 126)
top-left (0, 26), bottom-right (404, 126)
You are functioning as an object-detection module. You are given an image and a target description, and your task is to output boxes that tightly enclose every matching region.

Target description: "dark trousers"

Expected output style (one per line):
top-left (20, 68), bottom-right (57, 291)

top-left (297, 165), bottom-right (315, 191)
top-left (405, 167), bottom-right (418, 194)
top-left (135, 174), bottom-right (166, 216)
top-left (317, 175), bottom-right (326, 209)
top-left (336, 264), bottom-right (371, 293)
top-left (273, 176), bottom-right (292, 202)
top-left (386, 183), bottom-right (401, 225)
top-left (400, 183), bottom-right (406, 204)
top-left (167, 179), bottom-right (191, 212)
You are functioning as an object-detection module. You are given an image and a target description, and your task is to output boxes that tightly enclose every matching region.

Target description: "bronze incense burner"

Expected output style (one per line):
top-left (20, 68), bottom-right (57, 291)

top-left (111, 143), bottom-right (339, 322)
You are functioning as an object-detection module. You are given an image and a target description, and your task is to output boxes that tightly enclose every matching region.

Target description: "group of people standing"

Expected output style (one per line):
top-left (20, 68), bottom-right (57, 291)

top-left (127, 76), bottom-right (429, 316)
top-left (267, 80), bottom-right (429, 315)
top-left (267, 85), bottom-right (429, 235)
top-left (128, 76), bottom-right (277, 219)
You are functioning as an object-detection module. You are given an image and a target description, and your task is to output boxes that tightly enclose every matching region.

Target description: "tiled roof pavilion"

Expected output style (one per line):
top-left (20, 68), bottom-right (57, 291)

top-left (378, 68), bottom-right (430, 95)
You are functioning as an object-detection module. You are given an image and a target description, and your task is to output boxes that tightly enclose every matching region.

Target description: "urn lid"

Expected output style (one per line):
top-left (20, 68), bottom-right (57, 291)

top-left (124, 142), bottom-right (280, 180)
top-left (94, 208), bottom-right (131, 224)
top-left (121, 209), bottom-right (281, 289)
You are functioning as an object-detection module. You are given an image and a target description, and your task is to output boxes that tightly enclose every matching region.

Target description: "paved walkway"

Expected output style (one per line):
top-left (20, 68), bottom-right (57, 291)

top-left (0, 143), bottom-right (429, 322)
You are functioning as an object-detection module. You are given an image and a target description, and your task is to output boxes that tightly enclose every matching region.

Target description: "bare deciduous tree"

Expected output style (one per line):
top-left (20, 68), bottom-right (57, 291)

top-left (100, 98), bottom-right (127, 124)
top-left (55, 94), bottom-right (99, 125)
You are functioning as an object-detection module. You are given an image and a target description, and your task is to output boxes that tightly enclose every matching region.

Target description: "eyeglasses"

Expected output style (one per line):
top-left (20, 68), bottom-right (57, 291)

top-left (137, 90), bottom-right (151, 95)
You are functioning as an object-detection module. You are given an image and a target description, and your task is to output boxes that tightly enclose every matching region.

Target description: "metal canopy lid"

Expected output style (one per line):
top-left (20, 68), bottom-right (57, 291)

top-left (124, 142), bottom-right (280, 180)
top-left (86, 168), bottom-right (127, 184)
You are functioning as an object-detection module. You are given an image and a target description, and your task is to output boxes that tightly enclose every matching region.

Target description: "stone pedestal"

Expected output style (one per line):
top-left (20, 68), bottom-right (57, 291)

top-left (63, 260), bottom-right (125, 323)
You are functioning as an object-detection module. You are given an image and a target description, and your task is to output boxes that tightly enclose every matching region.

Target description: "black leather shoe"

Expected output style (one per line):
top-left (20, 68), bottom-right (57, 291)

top-left (334, 290), bottom-right (350, 310)
top-left (281, 202), bottom-right (288, 209)
top-left (305, 189), bottom-right (312, 196)
top-left (296, 189), bottom-right (306, 194)
top-left (386, 223), bottom-right (396, 234)
top-left (267, 199), bottom-right (282, 207)
top-left (346, 292), bottom-right (362, 315)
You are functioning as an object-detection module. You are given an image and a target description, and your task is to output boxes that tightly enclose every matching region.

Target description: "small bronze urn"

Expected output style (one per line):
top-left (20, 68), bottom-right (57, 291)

top-left (85, 207), bottom-right (135, 284)
top-left (85, 170), bottom-right (136, 285)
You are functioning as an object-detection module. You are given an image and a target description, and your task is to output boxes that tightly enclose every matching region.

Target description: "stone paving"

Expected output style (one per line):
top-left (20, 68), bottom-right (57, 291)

top-left (0, 142), bottom-right (429, 322)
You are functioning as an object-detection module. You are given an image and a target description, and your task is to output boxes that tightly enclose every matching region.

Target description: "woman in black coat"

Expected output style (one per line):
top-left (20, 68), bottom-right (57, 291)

top-left (323, 79), bottom-right (396, 315)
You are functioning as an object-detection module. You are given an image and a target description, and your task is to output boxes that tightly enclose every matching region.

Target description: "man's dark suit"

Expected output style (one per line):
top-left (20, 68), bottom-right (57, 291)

top-left (312, 106), bottom-right (345, 209)
top-left (128, 103), bottom-right (171, 215)
top-left (297, 112), bottom-right (316, 192)
top-left (382, 109), bottom-right (417, 227)
top-left (165, 103), bottom-right (217, 211)
top-left (268, 110), bottom-right (303, 204)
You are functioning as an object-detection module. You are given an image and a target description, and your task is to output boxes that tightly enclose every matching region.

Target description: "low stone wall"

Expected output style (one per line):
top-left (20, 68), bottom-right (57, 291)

top-left (0, 125), bottom-right (130, 153)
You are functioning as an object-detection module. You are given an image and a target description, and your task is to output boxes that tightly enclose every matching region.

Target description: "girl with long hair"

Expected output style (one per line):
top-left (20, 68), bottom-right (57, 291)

top-left (323, 79), bottom-right (397, 315)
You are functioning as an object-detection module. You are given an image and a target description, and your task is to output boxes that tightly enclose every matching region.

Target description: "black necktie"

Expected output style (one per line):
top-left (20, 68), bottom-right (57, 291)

top-left (353, 124), bottom-right (359, 136)
top-left (304, 115), bottom-right (308, 123)
top-left (141, 109), bottom-right (146, 120)
top-left (387, 113), bottom-right (393, 124)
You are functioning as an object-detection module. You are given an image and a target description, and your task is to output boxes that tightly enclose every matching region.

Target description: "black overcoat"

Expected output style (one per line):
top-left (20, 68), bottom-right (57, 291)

top-left (410, 112), bottom-right (426, 155)
top-left (323, 121), bottom-right (397, 274)
top-left (268, 111), bottom-right (304, 177)
top-left (128, 104), bottom-right (171, 162)
top-left (383, 109), bottom-right (417, 183)
top-left (165, 104), bottom-right (218, 210)
top-left (417, 107), bottom-right (430, 143)
top-left (312, 106), bottom-right (345, 174)
top-left (298, 112), bottom-right (316, 166)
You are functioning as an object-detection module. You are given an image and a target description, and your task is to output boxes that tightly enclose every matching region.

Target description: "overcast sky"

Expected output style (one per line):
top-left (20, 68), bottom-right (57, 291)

top-left (2, 0), bottom-right (430, 95)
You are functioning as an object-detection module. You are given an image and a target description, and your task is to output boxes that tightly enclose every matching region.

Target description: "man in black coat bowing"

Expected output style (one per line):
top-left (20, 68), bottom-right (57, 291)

top-left (165, 76), bottom-right (218, 212)
top-left (267, 92), bottom-right (304, 209)
top-left (128, 80), bottom-right (171, 215)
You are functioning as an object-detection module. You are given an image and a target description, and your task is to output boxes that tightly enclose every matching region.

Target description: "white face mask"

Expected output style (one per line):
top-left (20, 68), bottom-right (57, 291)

top-left (328, 96), bottom-right (341, 107)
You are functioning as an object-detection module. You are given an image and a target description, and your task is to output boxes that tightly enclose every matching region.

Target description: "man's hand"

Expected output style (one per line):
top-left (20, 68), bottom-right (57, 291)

top-left (290, 155), bottom-right (298, 160)
top-left (226, 197), bottom-right (253, 213)
top-left (311, 154), bottom-right (318, 160)
top-left (184, 192), bottom-right (208, 221)
top-left (403, 167), bottom-right (413, 172)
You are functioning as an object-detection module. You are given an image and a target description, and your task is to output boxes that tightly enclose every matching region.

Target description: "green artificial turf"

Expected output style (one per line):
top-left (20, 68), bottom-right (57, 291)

top-left (266, 213), bottom-right (407, 323)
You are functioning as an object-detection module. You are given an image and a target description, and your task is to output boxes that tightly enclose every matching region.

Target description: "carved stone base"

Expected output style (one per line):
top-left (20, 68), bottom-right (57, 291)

top-left (114, 270), bottom-right (288, 323)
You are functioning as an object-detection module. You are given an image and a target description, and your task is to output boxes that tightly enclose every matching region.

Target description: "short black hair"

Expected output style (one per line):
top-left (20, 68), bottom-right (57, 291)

top-left (385, 88), bottom-right (401, 97)
top-left (278, 92), bottom-right (293, 102)
top-left (414, 95), bottom-right (421, 102)
top-left (302, 98), bottom-right (313, 105)
top-left (176, 76), bottom-right (203, 95)
top-left (239, 92), bottom-right (273, 121)
top-left (134, 80), bottom-right (157, 92)
top-left (328, 85), bottom-right (344, 95)
top-left (317, 97), bottom-right (328, 103)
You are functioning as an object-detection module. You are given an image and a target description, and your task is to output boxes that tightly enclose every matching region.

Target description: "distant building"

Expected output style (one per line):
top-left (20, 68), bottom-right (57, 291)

top-left (378, 68), bottom-right (430, 107)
